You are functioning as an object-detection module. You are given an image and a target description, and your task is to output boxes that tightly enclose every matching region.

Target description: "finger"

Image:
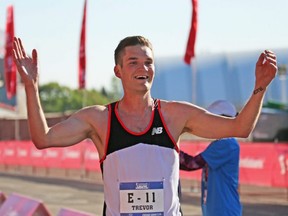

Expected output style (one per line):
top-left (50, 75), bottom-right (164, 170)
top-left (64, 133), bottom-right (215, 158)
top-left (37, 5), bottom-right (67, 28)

top-left (265, 50), bottom-right (276, 58)
top-left (32, 49), bottom-right (38, 66)
top-left (18, 38), bottom-right (28, 58)
top-left (264, 51), bottom-right (277, 67)
top-left (12, 49), bottom-right (27, 76)
top-left (256, 52), bottom-right (266, 66)
top-left (16, 38), bottom-right (24, 59)
top-left (264, 49), bottom-right (274, 55)
top-left (265, 56), bottom-right (277, 66)
top-left (12, 48), bottom-right (19, 64)
top-left (13, 37), bottom-right (21, 59)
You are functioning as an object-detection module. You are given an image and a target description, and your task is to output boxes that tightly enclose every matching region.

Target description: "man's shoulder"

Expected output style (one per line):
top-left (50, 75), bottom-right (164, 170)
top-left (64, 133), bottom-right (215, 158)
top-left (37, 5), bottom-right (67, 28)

top-left (158, 99), bottom-right (196, 109)
top-left (83, 104), bottom-right (109, 111)
top-left (72, 104), bottom-right (109, 120)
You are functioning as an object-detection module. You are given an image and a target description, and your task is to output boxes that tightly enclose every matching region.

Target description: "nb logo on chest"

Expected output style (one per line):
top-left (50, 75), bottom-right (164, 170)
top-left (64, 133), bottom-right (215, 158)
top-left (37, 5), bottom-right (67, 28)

top-left (151, 127), bottom-right (163, 135)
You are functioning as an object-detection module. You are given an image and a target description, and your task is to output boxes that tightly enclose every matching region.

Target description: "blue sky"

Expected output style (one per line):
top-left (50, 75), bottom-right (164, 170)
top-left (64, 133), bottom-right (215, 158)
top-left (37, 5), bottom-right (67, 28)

top-left (0, 0), bottom-right (287, 90)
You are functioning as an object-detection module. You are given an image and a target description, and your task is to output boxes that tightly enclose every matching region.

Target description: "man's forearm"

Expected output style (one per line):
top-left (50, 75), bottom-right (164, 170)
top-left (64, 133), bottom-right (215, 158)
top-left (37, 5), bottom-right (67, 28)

top-left (25, 85), bottom-right (49, 148)
top-left (235, 87), bottom-right (266, 138)
top-left (179, 151), bottom-right (206, 171)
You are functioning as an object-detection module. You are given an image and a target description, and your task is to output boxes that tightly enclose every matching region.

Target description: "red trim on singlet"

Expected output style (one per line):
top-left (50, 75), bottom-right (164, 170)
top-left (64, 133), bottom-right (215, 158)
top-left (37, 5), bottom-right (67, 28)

top-left (157, 100), bottom-right (180, 153)
top-left (114, 101), bottom-right (155, 136)
top-left (100, 104), bottom-right (112, 163)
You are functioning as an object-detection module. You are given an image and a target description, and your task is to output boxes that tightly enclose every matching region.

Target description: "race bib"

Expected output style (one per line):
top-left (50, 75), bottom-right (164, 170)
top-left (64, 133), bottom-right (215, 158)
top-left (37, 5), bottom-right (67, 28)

top-left (119, 181), bottom-right (164, 216)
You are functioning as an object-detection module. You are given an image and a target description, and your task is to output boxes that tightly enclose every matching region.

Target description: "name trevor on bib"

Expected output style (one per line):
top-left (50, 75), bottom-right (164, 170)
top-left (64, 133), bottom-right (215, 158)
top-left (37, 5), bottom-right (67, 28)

top-left (119, 181), bottom-right (164, 216)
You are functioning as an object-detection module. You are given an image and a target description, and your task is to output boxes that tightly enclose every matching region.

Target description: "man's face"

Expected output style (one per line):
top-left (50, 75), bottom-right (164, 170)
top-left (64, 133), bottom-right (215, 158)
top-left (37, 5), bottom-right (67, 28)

top-left (114, 45), bottom-right (155, 93)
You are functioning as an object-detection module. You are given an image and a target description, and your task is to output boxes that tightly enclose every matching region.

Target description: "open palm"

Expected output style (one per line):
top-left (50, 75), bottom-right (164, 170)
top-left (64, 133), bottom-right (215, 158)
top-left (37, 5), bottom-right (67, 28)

top-left (13, 37), bottom-right (39, 86)
top-left (255, 50), bottom-right (277, 89)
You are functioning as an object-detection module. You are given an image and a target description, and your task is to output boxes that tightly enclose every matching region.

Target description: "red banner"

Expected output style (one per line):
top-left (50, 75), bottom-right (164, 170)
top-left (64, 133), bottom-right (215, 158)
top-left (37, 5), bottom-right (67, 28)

top-left (0, 144), bottom-right (4, 164)
top-left (4, 5), bottom-right (17, 99)
top-left (184, 0), bottom-right (198, 64)
top-left (16, 142), bottom-right (31, 166)
top-left (179, 141), bottom-right (288, 187)
top-left (61, 144), bottom-right (83, 169)
top-left (83, 141), bottom-right (101, 172)
top-left (2, 141), bottom-right (18, 165)
top-left (1, 140), bottom-right (287, 187)
top-left (239, 143), bottom-right (288, 187)
top-left (30, 146), bottom-right (46, 167)
top-left (78, 0), bottom-right (87, 89)
top-left (43, 148), bottom-right (63, 168)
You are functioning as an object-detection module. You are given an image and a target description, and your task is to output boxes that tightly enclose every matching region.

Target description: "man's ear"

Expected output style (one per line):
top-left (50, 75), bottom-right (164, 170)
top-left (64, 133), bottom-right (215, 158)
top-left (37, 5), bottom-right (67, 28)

top-left (114, 65), bottom-right (121, 78)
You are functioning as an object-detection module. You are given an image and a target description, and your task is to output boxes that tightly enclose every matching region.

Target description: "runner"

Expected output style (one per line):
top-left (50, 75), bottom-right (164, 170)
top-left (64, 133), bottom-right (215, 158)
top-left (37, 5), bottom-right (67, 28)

top-left (13, 35), bottom-right (277, 215)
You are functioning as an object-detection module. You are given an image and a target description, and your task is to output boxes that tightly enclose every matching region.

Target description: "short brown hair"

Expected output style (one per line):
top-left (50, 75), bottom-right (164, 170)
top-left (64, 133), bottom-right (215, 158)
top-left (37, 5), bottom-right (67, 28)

top-left (114, 36), bottom-right (153, 65)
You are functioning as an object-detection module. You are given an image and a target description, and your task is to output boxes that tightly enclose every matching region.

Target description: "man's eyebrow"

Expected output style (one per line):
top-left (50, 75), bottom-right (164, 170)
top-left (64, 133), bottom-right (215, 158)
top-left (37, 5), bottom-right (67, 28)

top-left (126, 56), bottom-right (153, 62)
top-left (127, 57), bottom-right (138, 61)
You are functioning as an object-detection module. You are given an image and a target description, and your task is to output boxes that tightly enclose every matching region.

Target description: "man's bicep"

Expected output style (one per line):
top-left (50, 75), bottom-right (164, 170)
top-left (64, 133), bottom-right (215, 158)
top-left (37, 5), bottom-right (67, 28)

top-left (190, 112), bottom-right (236, 139)
top-left (47, 115), bottom-right (91, 147)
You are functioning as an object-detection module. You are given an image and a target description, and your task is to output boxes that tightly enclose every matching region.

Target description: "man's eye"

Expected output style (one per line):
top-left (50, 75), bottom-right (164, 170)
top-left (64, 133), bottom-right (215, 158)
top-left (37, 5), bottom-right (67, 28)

top-left (129, 61), bottom-right (137, 65)
top-left (146, 62), bottom-right (153, 66)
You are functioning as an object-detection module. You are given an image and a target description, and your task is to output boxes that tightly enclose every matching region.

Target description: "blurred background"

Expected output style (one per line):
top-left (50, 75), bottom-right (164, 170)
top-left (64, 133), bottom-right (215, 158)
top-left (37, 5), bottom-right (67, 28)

top-left (1, 0), bottom-right (287, 141)
top-left (0, 1), bottom-right (287, 215)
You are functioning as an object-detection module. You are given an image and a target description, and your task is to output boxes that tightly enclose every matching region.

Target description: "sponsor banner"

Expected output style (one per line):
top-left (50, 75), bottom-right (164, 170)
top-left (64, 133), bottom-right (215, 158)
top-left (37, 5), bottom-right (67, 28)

top-left (239, 143), bottom-right (274, 186)
top-left (272, 144), bottom-right (288, 187)
top-left (16, 141), bottom-right (31, 166)
top-left (43, 148), bottom-right (63, 168)
top-left (61, 145), bottom-right (83, 169)
top-left (83, 141), bottom-right (101, 171)
top-left (0, 140), bottom-right (287, 187)
top-left (239, 142), bottom-right (288, 187)
top-left (179, 141), bottom-right (288, 187)
top-left (2, 141), bottom-right (18, 165)
top-left (0, 144), bottom-right (4, 164)
top-left (30, 145), bottom-right (46, 167)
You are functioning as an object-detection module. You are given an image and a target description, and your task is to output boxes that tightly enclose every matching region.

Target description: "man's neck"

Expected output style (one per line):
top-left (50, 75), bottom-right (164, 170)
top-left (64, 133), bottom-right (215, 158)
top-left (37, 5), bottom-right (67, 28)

top-left (118, 95), bottom-right (154, 114)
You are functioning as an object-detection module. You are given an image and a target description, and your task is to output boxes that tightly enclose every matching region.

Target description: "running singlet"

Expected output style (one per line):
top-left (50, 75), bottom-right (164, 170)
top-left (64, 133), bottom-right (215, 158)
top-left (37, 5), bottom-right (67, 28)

top-left (101, 99), bottom-right (181, 216)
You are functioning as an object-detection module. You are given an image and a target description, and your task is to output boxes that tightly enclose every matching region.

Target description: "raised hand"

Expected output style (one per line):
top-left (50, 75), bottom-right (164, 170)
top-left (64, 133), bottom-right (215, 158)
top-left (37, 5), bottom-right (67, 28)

top-left (12, 37), bottom-right (39, 87)
top-left (254, 50), bottom-right (277, 92)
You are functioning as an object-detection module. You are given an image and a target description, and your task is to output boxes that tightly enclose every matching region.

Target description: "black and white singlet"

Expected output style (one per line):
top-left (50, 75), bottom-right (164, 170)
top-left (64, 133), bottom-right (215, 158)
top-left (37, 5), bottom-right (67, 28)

top-left (100, 99), bottom-right (181, 216)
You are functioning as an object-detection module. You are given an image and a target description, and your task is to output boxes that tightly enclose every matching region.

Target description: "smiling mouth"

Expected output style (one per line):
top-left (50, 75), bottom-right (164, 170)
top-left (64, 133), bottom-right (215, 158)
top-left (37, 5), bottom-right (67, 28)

top-left (135, 75), bottom-right (148, 80)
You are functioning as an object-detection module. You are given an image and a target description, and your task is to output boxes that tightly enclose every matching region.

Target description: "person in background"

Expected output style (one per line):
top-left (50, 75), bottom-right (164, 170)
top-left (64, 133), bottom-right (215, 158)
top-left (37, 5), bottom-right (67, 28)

top-left (180, 100), bottom-right (242, 216)
top-left (13, 35), bottom-right (276, 215)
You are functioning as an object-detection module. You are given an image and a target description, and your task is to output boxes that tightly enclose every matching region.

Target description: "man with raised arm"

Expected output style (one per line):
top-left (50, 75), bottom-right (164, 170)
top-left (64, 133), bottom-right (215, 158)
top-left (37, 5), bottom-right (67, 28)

top-left (13, 36), bottom-right (277, 215)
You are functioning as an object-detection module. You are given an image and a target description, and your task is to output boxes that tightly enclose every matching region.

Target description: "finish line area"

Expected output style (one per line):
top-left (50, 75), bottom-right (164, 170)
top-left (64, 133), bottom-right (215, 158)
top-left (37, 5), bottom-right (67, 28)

top-left (0, 170), bottom-right (287, 216)
top-left (0, 140), bottom-right (288, 215)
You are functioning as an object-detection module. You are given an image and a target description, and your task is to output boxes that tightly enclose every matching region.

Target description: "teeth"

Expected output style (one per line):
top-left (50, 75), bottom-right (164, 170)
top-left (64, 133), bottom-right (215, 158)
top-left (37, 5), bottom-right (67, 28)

top-left (136, 76), bottom-right (148, 79)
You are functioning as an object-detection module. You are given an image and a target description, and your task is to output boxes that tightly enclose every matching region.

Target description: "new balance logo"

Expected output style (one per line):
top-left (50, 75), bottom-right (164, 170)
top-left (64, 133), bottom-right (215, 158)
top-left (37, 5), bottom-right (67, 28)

top-left (151, 127), bottom-right (163, 135)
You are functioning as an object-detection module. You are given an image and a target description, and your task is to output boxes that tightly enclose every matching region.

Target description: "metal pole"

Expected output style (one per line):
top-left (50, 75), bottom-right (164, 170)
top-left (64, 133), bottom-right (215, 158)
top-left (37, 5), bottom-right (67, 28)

top-left (191, 57), bottom-right (197, 104)
top-left (278, 64), bottom-right (287, 104)
top-left (82, 89), bottom-right (87, 108)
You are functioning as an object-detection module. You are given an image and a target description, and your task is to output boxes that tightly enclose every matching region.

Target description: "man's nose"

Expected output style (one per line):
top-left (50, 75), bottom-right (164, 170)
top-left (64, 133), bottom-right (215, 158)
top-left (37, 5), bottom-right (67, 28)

top-left (138, 63), bottom-right (149, 71)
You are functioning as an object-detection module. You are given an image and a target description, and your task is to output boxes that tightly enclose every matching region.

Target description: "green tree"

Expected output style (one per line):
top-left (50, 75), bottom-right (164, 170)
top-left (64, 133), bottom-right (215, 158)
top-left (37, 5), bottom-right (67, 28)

top-left (109, 77), bottom-right (122, 101)
top-left (39, 82), bottom-right (112, 113)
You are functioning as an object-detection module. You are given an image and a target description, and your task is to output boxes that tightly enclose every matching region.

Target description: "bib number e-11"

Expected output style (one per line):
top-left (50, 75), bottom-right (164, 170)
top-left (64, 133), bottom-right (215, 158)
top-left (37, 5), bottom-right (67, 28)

top-left (120, 181), bottom-right (164, 216)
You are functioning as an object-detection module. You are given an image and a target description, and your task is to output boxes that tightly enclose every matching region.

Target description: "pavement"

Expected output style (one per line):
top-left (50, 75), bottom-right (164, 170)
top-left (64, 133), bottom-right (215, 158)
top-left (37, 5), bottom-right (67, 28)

top-left (0, 167), bottom-right (287, 216)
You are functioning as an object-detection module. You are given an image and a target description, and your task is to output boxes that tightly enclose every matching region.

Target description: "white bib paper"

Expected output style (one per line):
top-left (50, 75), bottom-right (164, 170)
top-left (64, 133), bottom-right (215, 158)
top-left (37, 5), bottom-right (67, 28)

top-left (119, 181), bottom-right (164, 216)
